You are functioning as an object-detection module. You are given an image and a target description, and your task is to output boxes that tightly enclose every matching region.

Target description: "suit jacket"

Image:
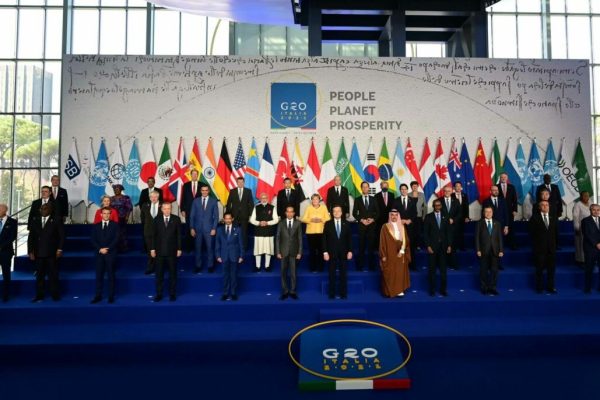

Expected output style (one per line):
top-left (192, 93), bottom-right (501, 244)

top-left (452, 192), bottom-right (470, 220)
top-left (581, 216), bottom-right (600, 255)
top-left (275, 219), bottom-right (303, 257)
top-left (51, 187), bottom-right (69, 218)
top-left (152, 214), bottom-right (182, 257)
top-left (28, 198), bottom-right (60, 230)
top-left (394, 196), bottom-right (417, 222)
top-left (181, 181), bottom-right (202, 216)
top-left (423, 212), bottom-right (452, 251)
top-left (529, 212), bottom-right (557, 255)
top-left (225, 187), bottom-right (254, 222)
top-left (189, 196), bottom-right (219, 233)
top-left (215, 224), bottom-right (244, 262)
top-left (140, 202), bottom-right (162, 238)
top-left (352, 195), bottom-right (379, 223)
top-left (322, 219), bottom-right (352, 261)
top-left (498, 182), bottom-right (518, 214)
top-left (137, 187), bottom-right (163, 207)
top-left (475, 218), bottom-right (503, 256)
top-left (438, 196), bottom-right (461, 222)
top-left (536, 183), bottom-right (563, 216)
top-left (0, 217), bottom-right (18, 258)
top-left (276, 188), bottom-right (301, 218)
top-left (326, 186), bottom-right (350, 216)
top-left (481, 196), bottom-right (509, 228)
top-left (374, 191), bottom-right (395, 224)
top-left (27, 216), bottom-right (65, 257)
top-left (91, 221), bottom-right (119, 254)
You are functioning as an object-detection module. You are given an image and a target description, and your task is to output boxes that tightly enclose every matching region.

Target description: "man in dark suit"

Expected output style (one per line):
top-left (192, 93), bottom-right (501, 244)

top-left (452, 181), bottom-right (470, 251)
top-left (394, 183), bottom-right (418, 271)
top-left (536, 174), bottom-right (563, 219)
top-left (353, 181), bottom-right (379, 271)
top-left (216, 212), bottom-right (244, 301)
top-left (50, 175), bottom-right (69, 221)
top-left (225, 176), bottom-right (255, 251)
top-left (529, 200), bottom-right (557, 294)
top-left (180, 169), bottom-right (202, 220)
top-left (374, 180), bottom-right (395, 246)
top-left (28, 203), bottom-right (64, 302)
top-left (322, 205), bottom-right (353, 299)
top-left (275, 206), bottom-right (303, 300)
top-left (475, 206), bottom-right (504, 296)
top-left (581, 204), bottom-right (600, 294)
top-left (423, 199), bottom-right (452, 297)
top-left (190, 185), bottom-right (219, 273)
top-left (498, 173), bottom-right (518, 249)
top-left (151, 202), bottom-right (182, 302)
top-left (481, 185), bottom-right (509, 235)
top-left (438, 186), bottom-right (461, 269)
top-left (534, 188), bottom-right (561, 248)
top-left (276, 178), bottom-right (301, 218)
top-left (90, 207), bottom-right (119, 304)
top-left (140, 190), bottom-right (161, 274)
top-left (137, 177), bottom-right (163, 208)
top-left (27, 186), bottom-right (59, 230)
top-left (0, 204), bottom-right (18, 302)
top-left (326, 175), bottom-right (350, 218)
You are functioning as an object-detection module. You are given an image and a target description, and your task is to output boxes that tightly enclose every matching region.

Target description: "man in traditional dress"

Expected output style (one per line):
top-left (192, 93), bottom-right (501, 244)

top-left (379, 209), bottom-right (411, 298)
top-left (249, 192), bottom-right (279, 272)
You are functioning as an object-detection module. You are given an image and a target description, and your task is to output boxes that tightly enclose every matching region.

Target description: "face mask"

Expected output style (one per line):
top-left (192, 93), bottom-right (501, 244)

top-left (381, 188), bottom-right (388, 193)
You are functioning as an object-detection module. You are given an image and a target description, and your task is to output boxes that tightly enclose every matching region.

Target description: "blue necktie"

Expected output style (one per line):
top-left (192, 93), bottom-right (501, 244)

top-left (435, 213), bottom-right (440, 227)
top-left (0, 219), bottom-right (3, 232)
top-left (487, 220), bottom-right (492, 235)
top-left (336, 220), bottom-right (341, 238)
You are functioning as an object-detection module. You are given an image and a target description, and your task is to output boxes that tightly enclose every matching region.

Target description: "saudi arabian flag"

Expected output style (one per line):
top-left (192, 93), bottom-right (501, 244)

top-left (573, 140), bottom-right (593, 196)
top-left (490, 139), bottom-right (503, 184)
top-left (335, 139), bottom-right (351, 190)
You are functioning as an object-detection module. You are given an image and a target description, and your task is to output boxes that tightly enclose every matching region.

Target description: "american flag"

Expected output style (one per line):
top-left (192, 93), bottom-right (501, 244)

top-left (230, 139), bottom-right (246, 187)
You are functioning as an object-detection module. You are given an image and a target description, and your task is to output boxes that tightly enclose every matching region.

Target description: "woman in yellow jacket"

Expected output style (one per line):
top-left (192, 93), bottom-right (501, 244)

top-left (301, 193), bottom-right (331, 272)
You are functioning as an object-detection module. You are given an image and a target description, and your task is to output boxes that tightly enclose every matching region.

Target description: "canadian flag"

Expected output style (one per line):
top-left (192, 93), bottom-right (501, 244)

top-left (433, 139), bottom-right (451, 197)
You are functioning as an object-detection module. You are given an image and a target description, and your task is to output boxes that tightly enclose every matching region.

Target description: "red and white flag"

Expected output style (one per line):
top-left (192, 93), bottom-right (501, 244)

top-left (138, 139), bottom-right (157, 190)
top-left (303, 140), bottom-right (321, 198)
top-left (404, 138), bottom-right (422, 188)
top-left (433, 139), bottom-right (451, 197)
top-left (257, 141), bottom-right (276, 201)
top-left (273, 139), bottom-right (292, 194)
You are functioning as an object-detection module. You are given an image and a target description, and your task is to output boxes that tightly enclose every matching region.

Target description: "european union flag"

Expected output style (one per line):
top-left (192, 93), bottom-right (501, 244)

top-left (459, 141), bottom-right (478, 204)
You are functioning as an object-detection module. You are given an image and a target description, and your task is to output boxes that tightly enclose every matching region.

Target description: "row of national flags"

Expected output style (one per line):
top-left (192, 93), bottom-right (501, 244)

top-left (64, 136), bottom-right (593, 209)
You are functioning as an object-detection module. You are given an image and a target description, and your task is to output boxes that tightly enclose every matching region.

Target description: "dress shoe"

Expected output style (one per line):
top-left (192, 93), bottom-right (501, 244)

top-left (231, 295), bottom-right (238, 301)
top-left (31, 296), bottom-right (44, 303)
top-left (279, 293), bottom-right (288, 300)
top-left (144, 269), bottom-right (154, 275)
top-left (536, 289), bottom-right (543, 294)
top-left (489, 289), bottom-right (499, 296)
top-left (208, 267), bottom-right (215, 273)
top-left (480, 288), bottom-right (487, 295)
top-left (328, 294), bottom-right (334, 300)
top-left (193, 267), bottom-right (202, 274)
top-left (290, 293), bottom-right (298, 300)
top-left (252, 268), bottom-right (259, 273)
top-left (397, 292), bottom-right (405, 298)
top-left (498, 265), bottom-right (505, 271)
top-left (153, 295), bottom-right (163, 302)
top-left (108, 297), bottom-right (115, 304)
top-left (169, 295), bottom-right (177, 302)
top-left (52, 296), bottom-right (61, 302)
top-left (584, 289), bottom-right (592, 294)
top-left (265, 268), bottom-right (272, 273)
top-left (440, 291), bottom-right (448, 297)
top-left (2, 296), bottom-right (9, 303)
top-left (90, 296), bottom-right (102, 304)
top-left (220, 295), bottom-right (229, 301)
top-left (340, 295), bottom-right (347, 299)
top-left (429, 291), bottom-right (435, 297)
top-left (547, 288), bottom-right (558, 294)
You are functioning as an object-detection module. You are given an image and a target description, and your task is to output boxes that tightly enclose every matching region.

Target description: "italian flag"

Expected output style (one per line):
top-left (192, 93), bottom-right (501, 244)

top-left (318, 139), bottom-right (336, 202)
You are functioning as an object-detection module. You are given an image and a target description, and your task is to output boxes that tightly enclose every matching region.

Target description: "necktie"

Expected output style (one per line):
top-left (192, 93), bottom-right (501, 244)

top-left (383, 192), bottom-right (387, 206)
top-left (164, 217), bottom-right (169, 227)
top-left (227, 226), bottom-right (231, 237)
top-left (543, 214), bottom-right (549, 228)
top-left (595, 217), bottom-right (599, 230)
top-left (402, 197), bottom-right (406, 210)
top-left (435, 213), bottom-right (440, 227)
top-left (0, 219), bottom-right (3, 231)
top-left (42, 217), bottom-right (47, 228)
top-left (203, 197), bottom-right (206, 210)
top-left (457, 194), bottom-right (462, 204)
top-left (192, 182), bottom-right (196, 197)
top-left (487, 220), bottom-right (492, 235)
top-left (493, 198), bottom-right (497, 208)
top-left (336, 187), bottom-right (340, 196)
top-left (336, 220), bottom-right (341, 238)
top-left (53, 187), bottom-right (57, 199)
top-left (502, 184), bottom-right (506, 197)
top-left (239, 188), bottom-right (243, 199)
top-left (288, 220), bottom-right (292, 232)
top-left (547, 185), bottom-right (551, 192)
top-left (365, 196), bottom-right (369, 208)
top-left (103, 222), bottom-right (107, 230)
top-left (286, 190), bottom-right (290, 201)
top-left (446, 198), bottom-right (450, 210)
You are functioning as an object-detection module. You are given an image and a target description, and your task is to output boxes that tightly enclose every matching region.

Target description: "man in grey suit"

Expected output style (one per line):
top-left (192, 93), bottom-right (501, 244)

top-left (275, 206), bottom-right (302, 300)
top-left (475, 206), bottom-right (504, 296)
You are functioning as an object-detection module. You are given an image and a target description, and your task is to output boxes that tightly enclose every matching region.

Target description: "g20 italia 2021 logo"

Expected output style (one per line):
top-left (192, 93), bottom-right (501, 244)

top-left (270, 82), bottom-right (317, 130)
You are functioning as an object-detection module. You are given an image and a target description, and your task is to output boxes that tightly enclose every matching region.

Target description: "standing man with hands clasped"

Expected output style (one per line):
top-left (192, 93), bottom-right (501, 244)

top-left (190, 185), bottom-right (219, 274)
top-left (276, 206), bottom-right (302, 300)
top-left (151, 203), bottom-right (182, 302)
top-left (353, 181), bottom-right (379, 271)
top-left (323, 205), bottom-right (353, 299)
top-left (216, 212), bottom-right (244, 301)
top-left (90, 207), bottom-right (119, 304)
top-left (423, 199), bottom-right (452, 297)
top-left (475, 206), bottom-right (504, 296)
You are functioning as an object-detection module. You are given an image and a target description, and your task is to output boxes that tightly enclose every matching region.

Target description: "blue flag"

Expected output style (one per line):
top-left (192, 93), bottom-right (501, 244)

top-left (543, 140), bottom-right (564, 196)
top-left (502, 148), bottom-right (523, 204)
top-left (123, 140), bottom-right (142, 206)
top-left (245, 138), bottom-right (260, 200)
top-left (459, 141), bottom-right (478, 204)
top-left (527, 141), bottom-right (544, 198)
top-left (515, 142), bottom-right (530, 204)
top-left (447, 141), bottom-right (462, 186)
top-left (88, 140), bottom-right (109, 205)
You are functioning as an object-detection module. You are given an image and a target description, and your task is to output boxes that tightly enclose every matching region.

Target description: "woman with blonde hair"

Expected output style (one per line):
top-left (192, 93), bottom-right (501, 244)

top-left (301, 193), bottom-right (330, 272)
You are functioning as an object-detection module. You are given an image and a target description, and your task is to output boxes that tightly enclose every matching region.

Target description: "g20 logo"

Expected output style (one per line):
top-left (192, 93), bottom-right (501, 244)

top-left (270, 82), bottom-right (317, 129)
top-left (322, 347), bottom-right (378, 359)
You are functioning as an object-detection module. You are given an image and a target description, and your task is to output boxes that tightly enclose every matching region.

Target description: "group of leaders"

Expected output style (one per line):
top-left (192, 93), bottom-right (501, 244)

top-left (1, 171), bottom-right (599, 304)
